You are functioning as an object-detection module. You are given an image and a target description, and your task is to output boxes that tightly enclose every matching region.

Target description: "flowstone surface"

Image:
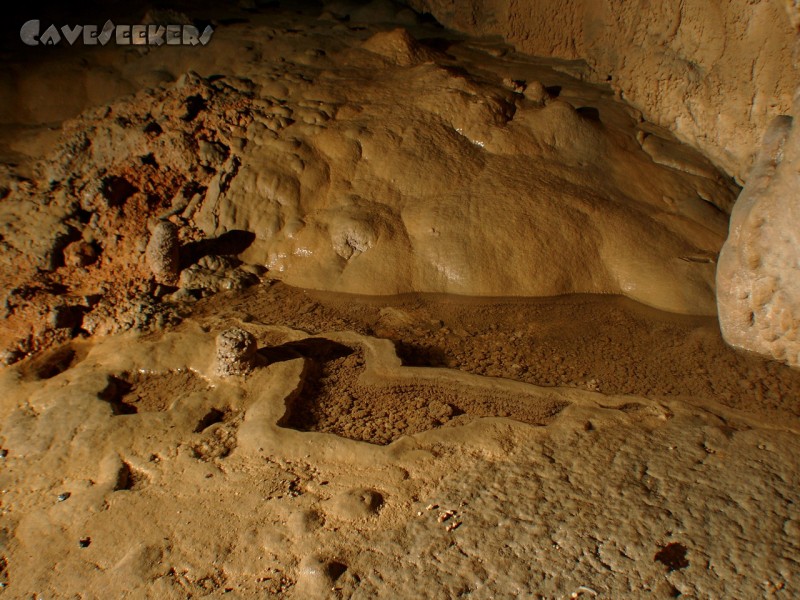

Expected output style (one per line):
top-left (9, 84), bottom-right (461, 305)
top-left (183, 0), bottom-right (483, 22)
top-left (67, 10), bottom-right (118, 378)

top-left (0, 314), bottom-right (797, 597)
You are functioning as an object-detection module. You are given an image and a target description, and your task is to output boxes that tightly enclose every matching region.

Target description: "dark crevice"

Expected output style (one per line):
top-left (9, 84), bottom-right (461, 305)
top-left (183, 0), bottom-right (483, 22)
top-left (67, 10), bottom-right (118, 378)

top-left (393, 340), bottom-right (449, 367)
top-left (195, 408), bottom-right (227, 433)
top-left (99, 375), bottom-right (137, 415)
top-left (654, 543), bottom-right (689, 572)
top-left (545, 85), bottom-right (562, 98)
top-left (576, 106), bottom-right (601, 121)
top-left (114, 461), bottom-right (146, 491)
top-left (100, 175), bottom-right (137, 207)
top-left (180, 230), bottom-right (256, 269)
top-left (21, 343), bottom-right (86, 380)
top-left (182, 95), bottom-right (206, 122)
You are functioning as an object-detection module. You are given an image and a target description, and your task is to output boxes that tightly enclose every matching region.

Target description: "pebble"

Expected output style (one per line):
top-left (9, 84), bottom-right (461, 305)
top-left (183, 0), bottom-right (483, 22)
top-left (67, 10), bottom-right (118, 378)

top-left (215, 327), bottom-right (258, 377)
top-left (145, 220), bottom-right (181, 285)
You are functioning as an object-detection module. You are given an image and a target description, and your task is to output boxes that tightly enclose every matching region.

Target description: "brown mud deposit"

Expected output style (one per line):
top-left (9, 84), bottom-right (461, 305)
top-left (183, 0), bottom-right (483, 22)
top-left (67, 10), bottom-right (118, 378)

top-left (0, 1), bottom-right (798, 599)
top-left (198, 282), bottom-right (800, 420)
top-left (278, 342), bottom-right (567, 445)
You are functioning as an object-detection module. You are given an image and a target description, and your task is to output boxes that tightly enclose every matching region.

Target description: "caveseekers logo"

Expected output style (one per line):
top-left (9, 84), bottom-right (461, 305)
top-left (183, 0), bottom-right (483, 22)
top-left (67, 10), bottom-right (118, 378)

top-left (20, 19), bottom-right (214, 46)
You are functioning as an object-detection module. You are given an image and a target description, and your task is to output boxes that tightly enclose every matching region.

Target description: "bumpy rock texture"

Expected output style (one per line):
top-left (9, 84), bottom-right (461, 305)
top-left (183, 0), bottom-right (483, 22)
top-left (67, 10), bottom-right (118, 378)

top-left (717, 103), bottom-right (800, 367)
top-left (0, 4), bottom-right (744, 366)
top-left (1, 310), bottom-right (799, 597)
top-left (184, 30), bottom-right (738, 317)
top-left (1, 4), bottom-right (800, 596)
top-left (0, 70), bottom-right (257, 361)
top-left (407, 0), bottom-right (799, 185)
top-left (215, 327), bottom-right (258, 377)
top-left (146, 221), bottom-right (181, 285)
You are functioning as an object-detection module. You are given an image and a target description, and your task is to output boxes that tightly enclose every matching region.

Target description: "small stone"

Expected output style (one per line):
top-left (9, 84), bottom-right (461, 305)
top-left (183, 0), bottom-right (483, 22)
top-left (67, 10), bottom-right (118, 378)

top-left (523, 80), bottom-right (550, 105)
top-left (198, 140), bottom-right (228, 166)
top-left (437, 510), bottom-right (454, 523)
top-left (63, 240), bottom-right (98, 267)
top-left (146, 220), bottom-right (181, 285)
top-left (215, 327), bottom-right (258, 377)
top-left (428, 400), bottom-right (453, 422)
top-left (446, 521), bottom-right (462, 532)
top-left (502, 77), bottom-right (526, 94)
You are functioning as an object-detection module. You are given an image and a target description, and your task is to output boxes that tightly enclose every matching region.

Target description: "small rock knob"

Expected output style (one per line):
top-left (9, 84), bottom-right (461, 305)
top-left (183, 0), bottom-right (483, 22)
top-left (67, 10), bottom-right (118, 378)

top-left (215, 327), bottom-right (257, 377)
top-left (146, 220), bottom-right (180, 285)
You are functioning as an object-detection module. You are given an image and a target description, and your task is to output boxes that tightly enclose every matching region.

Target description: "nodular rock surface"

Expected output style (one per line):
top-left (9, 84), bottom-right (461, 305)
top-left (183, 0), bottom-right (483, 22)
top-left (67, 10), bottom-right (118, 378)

top-left (406, 0), bottom-right (799, 185)
top-left (717, 95), bottom-right (800, 368)
top-left (0, 0), bottom-right (743, 364)
top-left (1, 2), bottom-right (800, 597)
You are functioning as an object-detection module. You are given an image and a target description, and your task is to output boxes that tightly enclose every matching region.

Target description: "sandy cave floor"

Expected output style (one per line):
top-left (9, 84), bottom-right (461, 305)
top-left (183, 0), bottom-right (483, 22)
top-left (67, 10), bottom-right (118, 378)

top-left (0, 1), bottom-right (799, 598)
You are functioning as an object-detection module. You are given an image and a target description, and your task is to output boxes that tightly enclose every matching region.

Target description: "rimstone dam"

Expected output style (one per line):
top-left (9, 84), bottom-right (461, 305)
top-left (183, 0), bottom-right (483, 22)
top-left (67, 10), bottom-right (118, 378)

top-left (0, 0), bottom-right (799, 597)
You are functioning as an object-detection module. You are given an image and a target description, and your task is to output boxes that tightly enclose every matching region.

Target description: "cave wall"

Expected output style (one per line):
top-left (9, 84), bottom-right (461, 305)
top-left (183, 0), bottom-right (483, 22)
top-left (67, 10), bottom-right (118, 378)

top-left (407, 0), bottom-right (798, 184)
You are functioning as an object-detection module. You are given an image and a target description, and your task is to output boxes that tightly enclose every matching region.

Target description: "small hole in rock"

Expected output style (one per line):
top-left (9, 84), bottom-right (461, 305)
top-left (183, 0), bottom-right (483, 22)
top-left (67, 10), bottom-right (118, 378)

top-left (144, 121), bottom-right (162, 136)
top-left (545, 85), bottom-right (561, 97)
top-left (654, 542), bottom-right (689, 572)
top-left (394, 340), bottom-right (448, 367)
top-left (328, 561), bottom-right (348, 581)
top-left (183, 95), bottom-right (206, 121)
top-left (114, 461), bottom-right (146, 491)
top-left (100, 175), bottom-right (137, 207)
top-left (576, 106), bottom-right (601, 121)
top-left (99, 376), bottom-right (137, 415)
top-left (21, 344), bottom-right (86, 380)
top-left (195, 408), bottom-right (227, 433)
